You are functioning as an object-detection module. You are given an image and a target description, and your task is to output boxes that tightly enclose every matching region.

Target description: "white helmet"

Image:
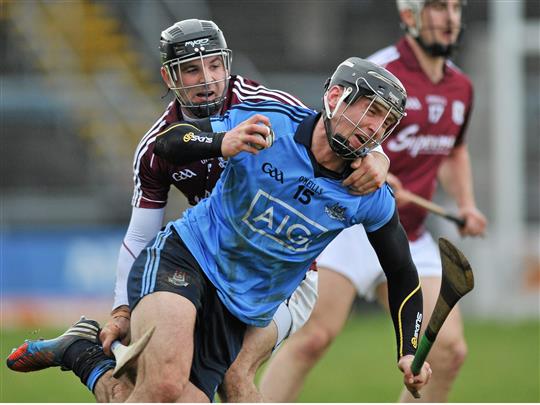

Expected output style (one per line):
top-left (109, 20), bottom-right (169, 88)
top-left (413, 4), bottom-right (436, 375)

top-left (396, 0), bottom-right (426, 37)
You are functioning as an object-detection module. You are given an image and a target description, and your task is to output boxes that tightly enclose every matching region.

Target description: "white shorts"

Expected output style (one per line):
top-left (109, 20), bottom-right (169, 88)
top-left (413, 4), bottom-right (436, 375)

top-left (317, 225), bottom-right (441, 301)
top-left (272, 269), bottom-right (318, 349)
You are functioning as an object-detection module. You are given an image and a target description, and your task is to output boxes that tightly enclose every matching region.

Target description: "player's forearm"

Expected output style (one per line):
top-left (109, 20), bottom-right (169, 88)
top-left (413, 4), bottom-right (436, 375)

top-left (112, 244), bottom-right (137, 309)
top-left (438, 145), bottom-right (477, 209)
top-left (366, 209), bottom-right (423, 359)
top-left (154, 121), bottom-right (225, 165)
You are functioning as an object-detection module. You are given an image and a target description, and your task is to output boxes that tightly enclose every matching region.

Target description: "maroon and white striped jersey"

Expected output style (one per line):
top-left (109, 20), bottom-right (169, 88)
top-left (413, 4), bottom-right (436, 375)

top-left (369, 38), bottom-right (473, 241)
top-left (131, 75), bottom-right (307, 208)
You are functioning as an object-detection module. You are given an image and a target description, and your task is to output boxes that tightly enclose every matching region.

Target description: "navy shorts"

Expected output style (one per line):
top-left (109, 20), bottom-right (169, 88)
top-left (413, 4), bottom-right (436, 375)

top-left (127, 224), bottom-right (247, 401)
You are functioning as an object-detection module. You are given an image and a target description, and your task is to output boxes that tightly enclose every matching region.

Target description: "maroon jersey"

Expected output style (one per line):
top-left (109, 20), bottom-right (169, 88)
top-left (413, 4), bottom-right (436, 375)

top-left (131, 75), bottom-right (307, 208)
top-left (369, 38), bottom-right (473, 241)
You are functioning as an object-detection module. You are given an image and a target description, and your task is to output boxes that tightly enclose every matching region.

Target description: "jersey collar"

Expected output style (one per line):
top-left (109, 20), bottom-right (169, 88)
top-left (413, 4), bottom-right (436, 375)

top-left (294, 112), bottom-right (352, 180)
top-left (397, 37), bottom-right (453, 80)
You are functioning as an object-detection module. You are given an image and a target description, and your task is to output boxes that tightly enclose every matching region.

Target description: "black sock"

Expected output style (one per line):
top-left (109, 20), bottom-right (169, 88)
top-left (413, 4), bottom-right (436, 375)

top-left (62, 339), bottom-right (95, 370)
top-left (62, 340), bottom-right (115, 391)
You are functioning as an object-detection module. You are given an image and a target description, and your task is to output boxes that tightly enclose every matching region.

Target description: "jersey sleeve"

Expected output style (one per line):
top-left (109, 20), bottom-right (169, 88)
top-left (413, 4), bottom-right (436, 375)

top-left (210, 106), bottom-right (256, 133)
top-left (131, 142), bottom-right (172, 209)
top-left (112, 206), bottom-right (165, 309)
top-left (355, 183), bottom-right (396, 232)
top-left (230, 75), bottom-right (309, 109)
top-left (454, 81), bottom-right (474, 147)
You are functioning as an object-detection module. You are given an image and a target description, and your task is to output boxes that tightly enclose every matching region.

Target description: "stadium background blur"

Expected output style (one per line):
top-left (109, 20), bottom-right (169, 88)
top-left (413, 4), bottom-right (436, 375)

top-left (1, 0), bottom-right (539, 402)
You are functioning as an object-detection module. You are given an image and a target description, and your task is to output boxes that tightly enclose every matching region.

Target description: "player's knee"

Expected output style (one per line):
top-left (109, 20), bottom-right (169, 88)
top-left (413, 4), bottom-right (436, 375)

top-left (147, 379), bottom-right (186, 402)
top-left (298, 324), bottom-right (336, 360)
top-left (136, 366), bottom-right (188, 402)
top-left (432, 335), bottom-right (468, 377)
top-left (221, 369), bottom-right (253, 400)
top-left (223, 362), bottom-right (252, 388)
top-left (449, 338), bottom-right (468, 372)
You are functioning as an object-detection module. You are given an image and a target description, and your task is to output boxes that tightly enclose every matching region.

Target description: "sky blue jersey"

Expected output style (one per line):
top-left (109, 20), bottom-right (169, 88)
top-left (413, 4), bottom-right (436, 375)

top-left (172, 101), bottom-right (395, 327)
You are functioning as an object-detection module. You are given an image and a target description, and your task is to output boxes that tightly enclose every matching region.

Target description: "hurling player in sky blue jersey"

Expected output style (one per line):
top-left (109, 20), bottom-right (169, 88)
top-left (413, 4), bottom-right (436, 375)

top-left (115, 57), bottom-right (432, 402)
top-left (260, 1), bottom-right (486, 402)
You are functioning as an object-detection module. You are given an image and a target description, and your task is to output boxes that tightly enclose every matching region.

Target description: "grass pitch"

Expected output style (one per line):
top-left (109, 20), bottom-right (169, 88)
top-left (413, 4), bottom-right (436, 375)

top-left (1, 314), bottom-right (538, 402)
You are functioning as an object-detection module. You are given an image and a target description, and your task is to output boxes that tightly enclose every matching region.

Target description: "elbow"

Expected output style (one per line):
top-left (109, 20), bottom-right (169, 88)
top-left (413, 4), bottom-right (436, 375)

top-left (153, 136), bottom-right (169, 159)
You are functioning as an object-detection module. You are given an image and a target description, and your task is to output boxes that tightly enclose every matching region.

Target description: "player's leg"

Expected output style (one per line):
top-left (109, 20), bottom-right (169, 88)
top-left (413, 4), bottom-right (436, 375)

top-left (218, 323), bottom-right (277, 402)
top-left (259, 268), bottom-right (356, 402)
top-left (93, 370), bottom-right (134, 402)
top-left (375, 233), bottom-right (467, 402)
top-left (124, 291), bottom-right (198, 402)
top-left (124, 225), bottom-right (204, 402)
top-left (219, 269), bottom-right (317, 402)
top-left (126, 225), bottom-right (246, 402)
top-left (6, 316), bottom-right (128, 401)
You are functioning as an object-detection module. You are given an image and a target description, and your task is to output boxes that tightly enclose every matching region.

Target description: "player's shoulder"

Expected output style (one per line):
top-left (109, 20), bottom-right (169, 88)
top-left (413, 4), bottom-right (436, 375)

top-left (136, 100), bottom-right (178, 145)
top-left (133, 100), bottom-right (178, 163)
top-left (230, 74), bottom-right (308, 108)
top-left (367, 44), bottom-right (400, 67)
top-left (445, 60), bottom-right (473, 89)
top-left (221, 99), bottom-right (315, 124)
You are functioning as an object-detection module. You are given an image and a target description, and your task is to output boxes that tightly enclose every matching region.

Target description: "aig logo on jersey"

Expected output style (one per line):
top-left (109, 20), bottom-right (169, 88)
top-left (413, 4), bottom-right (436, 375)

top-left (426, 95), bottom-right (447, 124)
top-left (242, 189), bottom-right (328, 252)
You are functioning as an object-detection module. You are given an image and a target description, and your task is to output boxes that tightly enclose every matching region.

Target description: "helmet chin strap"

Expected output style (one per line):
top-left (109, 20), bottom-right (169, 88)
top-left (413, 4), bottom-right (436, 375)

top-left (184, 99), bottom-right (224, 118)
top-left (322, 87), bottom-right (359, 158)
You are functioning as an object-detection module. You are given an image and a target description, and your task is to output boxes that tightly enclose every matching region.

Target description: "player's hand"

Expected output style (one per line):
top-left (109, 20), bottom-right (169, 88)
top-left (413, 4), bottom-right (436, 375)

top-left (343, 151), bottom-right (389, 195)
top-left (458, 206), bottom-right (487, 237)
top-left (398, 355), bottom-right (432, 397)
top-left (386, 173), bottom-right (411, 207)
top-left (100, 305), bottom-right (131, 357)
top-left (221, 114), bottom-right (272, 157)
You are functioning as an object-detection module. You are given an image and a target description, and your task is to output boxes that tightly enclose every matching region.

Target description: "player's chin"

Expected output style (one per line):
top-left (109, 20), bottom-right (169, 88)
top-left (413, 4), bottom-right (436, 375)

top-left (193, 95), bottom-right (216, 104)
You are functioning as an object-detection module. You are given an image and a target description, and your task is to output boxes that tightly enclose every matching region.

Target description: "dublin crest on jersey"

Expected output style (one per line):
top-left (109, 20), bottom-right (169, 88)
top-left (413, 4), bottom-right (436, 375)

top-left (167, 270), bottom-right (190, 287)
top-left (325, 202), bottom-right (346, 222)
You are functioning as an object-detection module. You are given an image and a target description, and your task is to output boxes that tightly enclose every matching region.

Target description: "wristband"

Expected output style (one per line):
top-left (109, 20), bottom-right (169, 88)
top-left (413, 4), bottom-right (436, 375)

top-left (111, 306), bottom-right (131, 320)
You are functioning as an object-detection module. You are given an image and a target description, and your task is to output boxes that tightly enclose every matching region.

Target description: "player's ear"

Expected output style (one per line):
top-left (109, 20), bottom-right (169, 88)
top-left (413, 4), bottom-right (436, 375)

top-left (161, 66), bottom-right (173, 89)
top-left (326, 85), bottom-right (343, 110)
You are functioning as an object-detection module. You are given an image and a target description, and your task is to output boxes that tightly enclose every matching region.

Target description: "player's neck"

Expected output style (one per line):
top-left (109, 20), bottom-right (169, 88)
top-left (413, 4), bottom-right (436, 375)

top-left (311, 120), bottom-right (347, 172)
top-left (406, 36), bottom-right (446, 84)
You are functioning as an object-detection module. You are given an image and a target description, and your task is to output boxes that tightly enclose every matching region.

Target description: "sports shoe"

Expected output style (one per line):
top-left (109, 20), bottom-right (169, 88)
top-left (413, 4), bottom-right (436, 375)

top-left (6, 316), bottom-right (100, 372)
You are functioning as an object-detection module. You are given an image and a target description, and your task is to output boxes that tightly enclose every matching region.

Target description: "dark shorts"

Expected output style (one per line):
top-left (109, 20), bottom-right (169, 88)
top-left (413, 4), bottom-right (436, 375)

top-left (127, 224), bottom-right (246, 401)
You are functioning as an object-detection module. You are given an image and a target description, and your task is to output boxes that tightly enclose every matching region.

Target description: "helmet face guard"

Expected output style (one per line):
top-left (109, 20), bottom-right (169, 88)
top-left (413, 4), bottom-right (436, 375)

top-left (160, 19), bottom-right (233, 118)
top-left (162, 51), bottom-right (232, 118)
top-left (323, 58), bottom-right (407, 160)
